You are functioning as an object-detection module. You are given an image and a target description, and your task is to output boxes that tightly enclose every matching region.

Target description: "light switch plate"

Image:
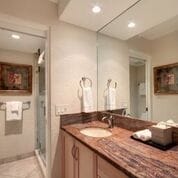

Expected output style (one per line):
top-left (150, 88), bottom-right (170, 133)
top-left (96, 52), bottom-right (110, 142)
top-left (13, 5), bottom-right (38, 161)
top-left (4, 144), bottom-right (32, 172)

top-left (55, 105), bottom-right (68, 116)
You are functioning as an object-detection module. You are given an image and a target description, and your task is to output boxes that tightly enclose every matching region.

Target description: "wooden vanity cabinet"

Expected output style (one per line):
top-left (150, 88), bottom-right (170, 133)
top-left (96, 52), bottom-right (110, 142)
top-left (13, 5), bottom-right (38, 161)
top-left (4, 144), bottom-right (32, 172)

top-left (61, 130), bottom-right (128, 178)
top-left (61, 130), bottom-right (96, 178)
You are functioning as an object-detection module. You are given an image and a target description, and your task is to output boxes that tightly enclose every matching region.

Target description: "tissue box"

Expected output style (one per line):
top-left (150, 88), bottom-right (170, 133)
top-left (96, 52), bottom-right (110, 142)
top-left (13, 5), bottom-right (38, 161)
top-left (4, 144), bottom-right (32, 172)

top-left (172, 127), bottom-right (178, 144)
top-left (149, 125), bottom-right (173, 146)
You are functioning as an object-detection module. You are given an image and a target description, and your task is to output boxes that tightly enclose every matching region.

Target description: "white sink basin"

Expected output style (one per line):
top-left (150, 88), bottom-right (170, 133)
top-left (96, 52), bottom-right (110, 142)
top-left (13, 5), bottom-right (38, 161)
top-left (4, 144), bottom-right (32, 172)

top-left (80, 127), bottom-right (112, 138)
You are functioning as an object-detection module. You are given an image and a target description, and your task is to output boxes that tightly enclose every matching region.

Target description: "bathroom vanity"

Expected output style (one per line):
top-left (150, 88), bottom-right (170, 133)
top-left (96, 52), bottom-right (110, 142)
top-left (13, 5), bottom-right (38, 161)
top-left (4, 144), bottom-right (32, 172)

top-left (60, 117), bottom-right (178, 178)
top-left (61, 125), bottom-right (129, 178)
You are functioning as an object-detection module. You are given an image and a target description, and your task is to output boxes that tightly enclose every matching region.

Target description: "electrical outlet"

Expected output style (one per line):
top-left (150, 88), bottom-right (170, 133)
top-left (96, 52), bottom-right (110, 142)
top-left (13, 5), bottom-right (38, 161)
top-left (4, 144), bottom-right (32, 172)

top-left (55, 105), bottom-right (68, 116)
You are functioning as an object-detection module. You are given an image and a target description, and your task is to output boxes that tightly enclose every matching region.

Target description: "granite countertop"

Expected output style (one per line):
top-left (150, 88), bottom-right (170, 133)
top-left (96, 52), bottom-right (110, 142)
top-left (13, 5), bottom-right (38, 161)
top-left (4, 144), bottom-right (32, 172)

top-left (62, 121), bottom-right (178, 178)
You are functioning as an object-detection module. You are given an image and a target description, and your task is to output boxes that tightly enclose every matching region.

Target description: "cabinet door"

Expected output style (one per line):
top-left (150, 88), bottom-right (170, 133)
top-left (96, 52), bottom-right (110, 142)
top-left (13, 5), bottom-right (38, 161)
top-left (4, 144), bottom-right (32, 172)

top-left (97, 156), bottom-right (128, 178)
top-left (62, 131), bottom-right (75, 178)
top-left (75, 140), bottom-right (96, 178)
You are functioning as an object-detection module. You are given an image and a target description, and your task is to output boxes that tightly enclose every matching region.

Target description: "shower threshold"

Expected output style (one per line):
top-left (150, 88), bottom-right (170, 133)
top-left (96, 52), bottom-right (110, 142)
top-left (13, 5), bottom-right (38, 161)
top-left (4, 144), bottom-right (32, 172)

top-left (35, 149), bottom-right (46, 177)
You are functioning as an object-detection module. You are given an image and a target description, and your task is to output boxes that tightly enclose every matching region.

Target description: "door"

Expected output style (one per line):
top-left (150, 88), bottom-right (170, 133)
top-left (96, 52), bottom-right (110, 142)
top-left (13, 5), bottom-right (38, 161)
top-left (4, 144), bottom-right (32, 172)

top-left (61, 131), bottom-right (95, 178)
top-left (129, 57), bottom-right (150, 120)
top-left (75, 140), bottom-right (95, 178)
top-left (63, 132), bottom-right (75, 178)
top-left (36, 50), bottom-right (46, 161)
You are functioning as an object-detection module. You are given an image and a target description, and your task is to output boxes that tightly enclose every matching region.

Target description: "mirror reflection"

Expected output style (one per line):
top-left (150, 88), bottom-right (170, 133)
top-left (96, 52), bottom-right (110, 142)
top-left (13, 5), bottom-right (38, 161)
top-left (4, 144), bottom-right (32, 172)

top-left (97, 0), bottom-right (178, 123)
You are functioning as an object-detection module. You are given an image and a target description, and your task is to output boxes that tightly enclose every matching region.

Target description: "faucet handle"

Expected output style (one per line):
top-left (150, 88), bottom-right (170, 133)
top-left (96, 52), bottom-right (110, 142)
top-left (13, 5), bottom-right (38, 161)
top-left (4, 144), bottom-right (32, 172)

top-left (109, 115), bottom-right (114, 120)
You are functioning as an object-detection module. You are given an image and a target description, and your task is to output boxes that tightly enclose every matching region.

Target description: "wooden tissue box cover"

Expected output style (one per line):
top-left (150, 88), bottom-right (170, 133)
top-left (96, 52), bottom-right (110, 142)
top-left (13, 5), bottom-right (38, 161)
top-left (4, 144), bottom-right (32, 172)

top-left (149, 125), bottom-right (173, 146)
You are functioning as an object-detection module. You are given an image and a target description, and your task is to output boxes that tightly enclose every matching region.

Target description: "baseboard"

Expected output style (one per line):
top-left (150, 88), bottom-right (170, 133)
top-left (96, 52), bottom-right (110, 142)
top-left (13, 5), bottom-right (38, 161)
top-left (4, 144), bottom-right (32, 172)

top-left (0, 151), bottom-right (35, 165)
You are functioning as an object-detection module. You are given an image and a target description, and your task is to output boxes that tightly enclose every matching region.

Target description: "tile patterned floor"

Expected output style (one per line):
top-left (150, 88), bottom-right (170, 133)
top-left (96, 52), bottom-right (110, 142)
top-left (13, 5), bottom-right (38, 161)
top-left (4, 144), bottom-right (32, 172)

top-left (0, 156), bottom-right (44, 178)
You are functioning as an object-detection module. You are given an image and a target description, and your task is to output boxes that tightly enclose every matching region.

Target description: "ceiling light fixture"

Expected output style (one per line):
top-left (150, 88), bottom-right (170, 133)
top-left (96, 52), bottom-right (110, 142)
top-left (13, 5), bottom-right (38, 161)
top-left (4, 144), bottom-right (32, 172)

top-left (92, 5), bottom-right (101, 14)
top-left (11, 34), bottom-right (20, 39)
top-left (128, 22), bottom-right (136, 28)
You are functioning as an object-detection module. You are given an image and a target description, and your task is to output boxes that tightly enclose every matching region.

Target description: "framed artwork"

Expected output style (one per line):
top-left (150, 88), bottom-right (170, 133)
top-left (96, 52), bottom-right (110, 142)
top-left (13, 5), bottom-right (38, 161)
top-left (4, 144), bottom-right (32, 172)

top-left (0, 62), bottom-right (32, 95)
top-left (154, 63), bottom-right (178, 94)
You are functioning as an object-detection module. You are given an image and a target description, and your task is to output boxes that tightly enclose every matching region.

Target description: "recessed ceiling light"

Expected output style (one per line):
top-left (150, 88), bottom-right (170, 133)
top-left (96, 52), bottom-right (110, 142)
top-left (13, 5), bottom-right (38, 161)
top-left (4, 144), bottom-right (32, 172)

top-left (92, 5), bottom-right (101, 14)
top-left (11, 34), bottom-right (20, 39)
top-left (128, 22), bottom-right (136, 28)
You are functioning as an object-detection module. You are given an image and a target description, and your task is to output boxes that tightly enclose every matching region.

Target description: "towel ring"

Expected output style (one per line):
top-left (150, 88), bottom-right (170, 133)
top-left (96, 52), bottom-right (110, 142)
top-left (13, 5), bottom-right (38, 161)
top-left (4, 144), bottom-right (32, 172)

top-left (80, 77), bottom-right (92, 88)
top-left (107, 79), bottom-right (117, 89)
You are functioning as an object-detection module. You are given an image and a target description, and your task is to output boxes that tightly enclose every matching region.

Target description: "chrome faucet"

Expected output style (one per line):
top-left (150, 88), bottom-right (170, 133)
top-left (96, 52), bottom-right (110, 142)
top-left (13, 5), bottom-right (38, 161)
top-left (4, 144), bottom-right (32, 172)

top-left (102, 115), bottom-right (114, 128)
top-left (121, 108), bottom-right (127, 116)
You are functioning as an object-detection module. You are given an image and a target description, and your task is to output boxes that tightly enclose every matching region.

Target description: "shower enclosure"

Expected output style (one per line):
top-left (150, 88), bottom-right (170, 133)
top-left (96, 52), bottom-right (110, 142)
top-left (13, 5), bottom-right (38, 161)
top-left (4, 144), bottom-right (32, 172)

top-left (36, 51), bottom-right (46, 164)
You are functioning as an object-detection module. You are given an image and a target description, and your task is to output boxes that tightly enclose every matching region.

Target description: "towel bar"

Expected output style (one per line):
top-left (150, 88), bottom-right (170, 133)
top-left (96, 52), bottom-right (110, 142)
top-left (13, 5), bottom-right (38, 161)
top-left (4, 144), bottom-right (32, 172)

top-left (0, 101), bottom-right (31, 110)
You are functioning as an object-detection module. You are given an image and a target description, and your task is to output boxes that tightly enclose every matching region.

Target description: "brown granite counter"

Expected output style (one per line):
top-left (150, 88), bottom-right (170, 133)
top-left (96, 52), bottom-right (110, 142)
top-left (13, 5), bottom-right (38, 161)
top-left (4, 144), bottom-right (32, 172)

top-left (61, 121), bottom-right (178, 178)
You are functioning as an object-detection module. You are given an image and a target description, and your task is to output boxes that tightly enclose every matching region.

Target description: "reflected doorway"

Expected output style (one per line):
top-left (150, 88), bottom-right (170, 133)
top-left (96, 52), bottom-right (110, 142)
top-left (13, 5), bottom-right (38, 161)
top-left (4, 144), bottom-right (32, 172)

top-left (129, 57), bottom-right (148, 120)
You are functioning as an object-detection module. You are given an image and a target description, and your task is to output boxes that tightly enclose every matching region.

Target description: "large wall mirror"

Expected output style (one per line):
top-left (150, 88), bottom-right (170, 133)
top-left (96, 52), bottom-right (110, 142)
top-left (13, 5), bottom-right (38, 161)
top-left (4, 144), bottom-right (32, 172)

top-left (97, 0), bottom-right (178, 122)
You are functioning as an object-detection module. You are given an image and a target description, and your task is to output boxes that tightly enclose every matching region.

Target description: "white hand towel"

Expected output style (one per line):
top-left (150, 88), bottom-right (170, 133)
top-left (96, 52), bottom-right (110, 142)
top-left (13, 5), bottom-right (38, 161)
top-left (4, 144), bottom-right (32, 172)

top-left (132, 129), bottom-right (152, 142)
top-left (6, 101), bottom-right (23, 121)
top-left (139, 82), bottom-right (146, 96)
top-left (106, 87), bottom-right (116, 110)
top-left (82, 87), bottom-right (93, 113)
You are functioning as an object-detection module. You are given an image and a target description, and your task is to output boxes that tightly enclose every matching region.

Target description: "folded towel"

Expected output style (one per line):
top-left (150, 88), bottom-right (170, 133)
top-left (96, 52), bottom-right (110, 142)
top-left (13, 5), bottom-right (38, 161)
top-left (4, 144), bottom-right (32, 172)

top-left (82, 87), bottom-right (93, 113)
top-left (132, 129), bottom-right (152, 142)
top-left (106, 87), bottom-right (116, 110)
top-left (6, 101), bottom-right (23, 121)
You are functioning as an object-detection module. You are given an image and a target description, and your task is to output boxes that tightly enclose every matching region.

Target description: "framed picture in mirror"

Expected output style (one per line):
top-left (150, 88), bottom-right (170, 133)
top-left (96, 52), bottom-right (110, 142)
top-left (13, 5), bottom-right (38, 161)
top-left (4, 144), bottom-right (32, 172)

top-left (0, 62), bottom-right (32, 95)
top-left (154, 63), bottom-right (178, 94)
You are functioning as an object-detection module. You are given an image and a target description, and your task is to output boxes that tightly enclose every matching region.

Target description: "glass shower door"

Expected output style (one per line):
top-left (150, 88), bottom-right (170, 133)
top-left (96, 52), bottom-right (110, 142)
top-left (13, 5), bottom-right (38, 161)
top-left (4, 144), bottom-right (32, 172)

top-left (37, 60), bottom-right (46, 163)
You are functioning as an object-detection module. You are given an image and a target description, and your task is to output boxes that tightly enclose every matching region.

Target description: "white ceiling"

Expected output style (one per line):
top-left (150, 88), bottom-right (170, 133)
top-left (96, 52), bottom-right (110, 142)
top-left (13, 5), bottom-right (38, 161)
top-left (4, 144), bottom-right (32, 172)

top-left (100, 0), bottom-right (178, 40)
top-left (59, 0), bottom-right (139, 31)
top-left (140, 15), bottom-right (178, 40)
top-left (59, 0), bottom-right (178, 40)
top-left (0, 29), bottom-right (45, 53)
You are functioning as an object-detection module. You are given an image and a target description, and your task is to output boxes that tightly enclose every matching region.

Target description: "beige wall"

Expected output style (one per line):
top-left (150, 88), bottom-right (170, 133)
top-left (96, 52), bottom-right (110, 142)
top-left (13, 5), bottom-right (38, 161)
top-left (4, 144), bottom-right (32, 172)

top-left (0, 48), bottom-right (36, 159)
top-left (151, 31), bottom-right (178, 122)
top-left (127, 36), bottom-right (152, 55)
top-left (128, 31), bottom-right (178, 122)
top-left (0, 0), bottom-right (58, 25)
top-left (98, 34), bottom-right (130, 111)
top-left (50, 22), bottom-right (97, 177)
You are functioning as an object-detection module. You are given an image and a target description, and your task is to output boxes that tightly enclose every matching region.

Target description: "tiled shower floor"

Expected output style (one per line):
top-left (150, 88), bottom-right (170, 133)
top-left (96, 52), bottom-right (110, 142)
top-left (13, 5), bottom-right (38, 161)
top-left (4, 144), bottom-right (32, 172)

top-left (0, 156), bottom-right (43, 178)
